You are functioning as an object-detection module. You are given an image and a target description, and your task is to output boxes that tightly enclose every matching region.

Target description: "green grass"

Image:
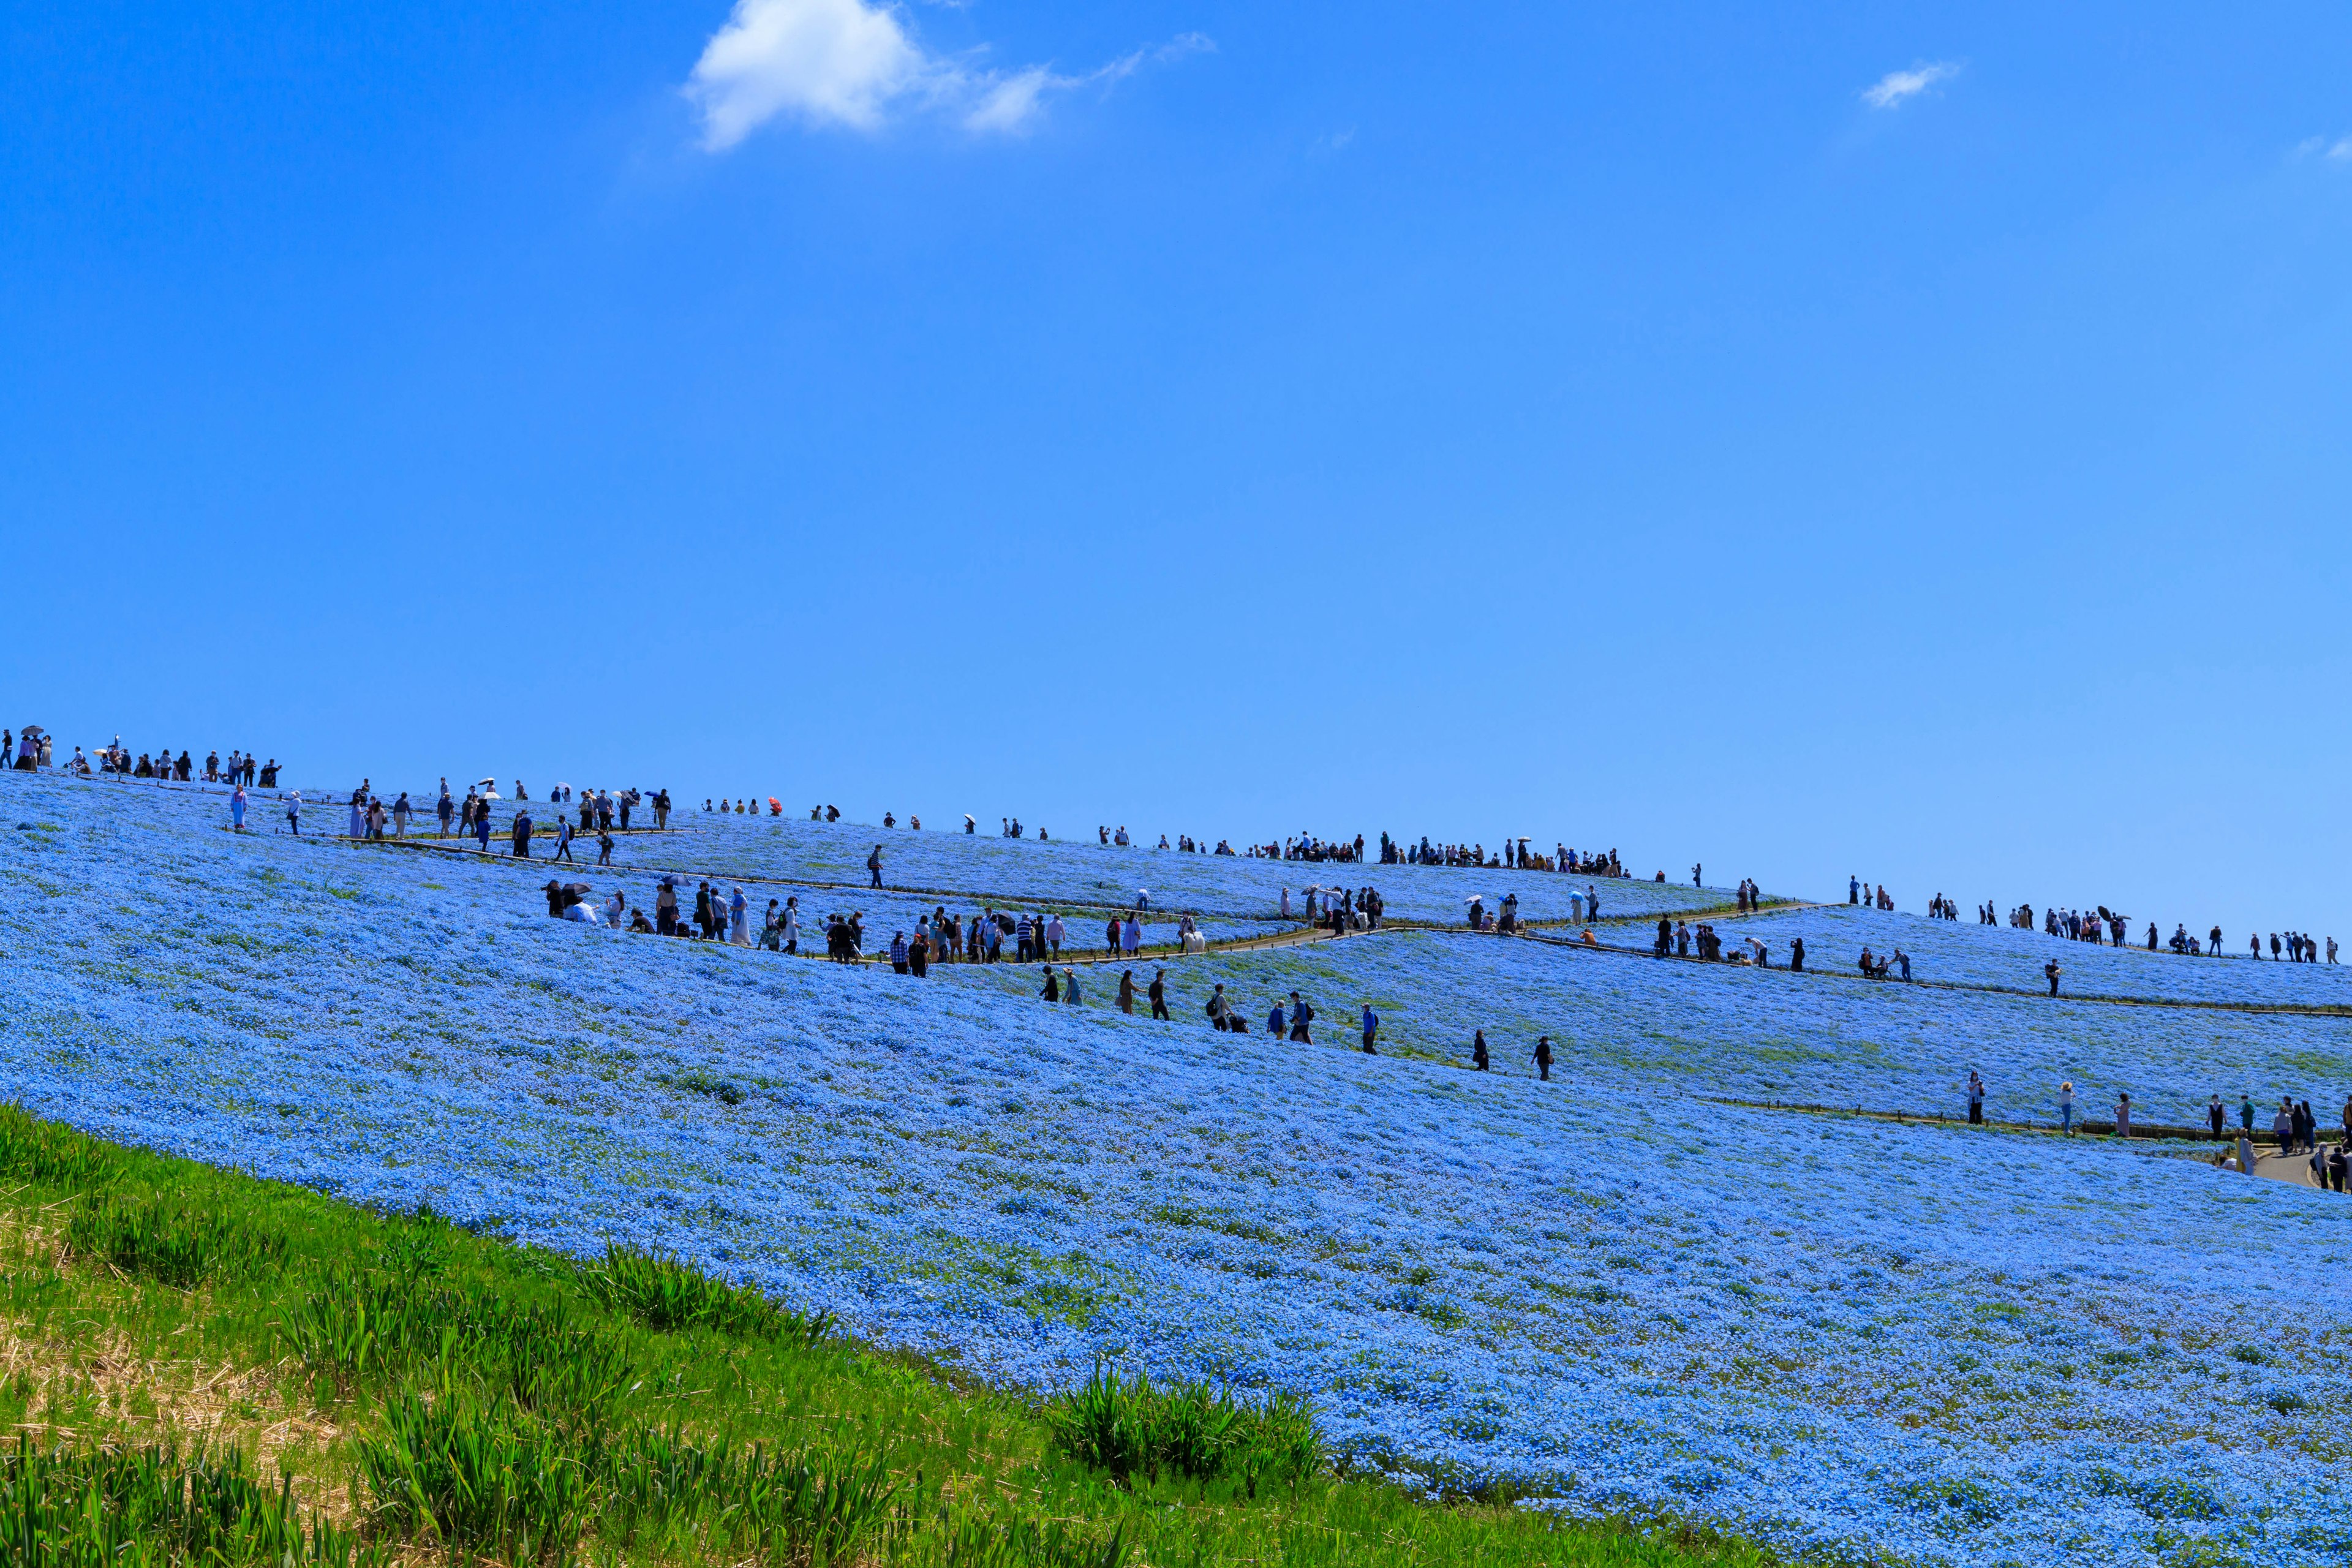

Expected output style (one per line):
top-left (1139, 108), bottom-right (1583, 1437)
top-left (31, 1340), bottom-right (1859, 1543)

top-left (0, 1102), bottom-right (1771, 1567)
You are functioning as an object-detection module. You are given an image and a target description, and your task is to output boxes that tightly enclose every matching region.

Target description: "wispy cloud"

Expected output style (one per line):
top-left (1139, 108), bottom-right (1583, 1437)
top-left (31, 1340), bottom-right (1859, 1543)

top-left (2295, 135), bottom-right (2352, 162)
top-left (1861, 61), bottom-right (1960, 111)
top-left (684, 0), bottom-right (1209, 148)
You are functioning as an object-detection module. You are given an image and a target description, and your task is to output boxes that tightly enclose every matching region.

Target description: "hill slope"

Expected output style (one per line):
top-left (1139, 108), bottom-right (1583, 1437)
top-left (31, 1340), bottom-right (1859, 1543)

top-left (4, 774), bottom-right (2349, 1567)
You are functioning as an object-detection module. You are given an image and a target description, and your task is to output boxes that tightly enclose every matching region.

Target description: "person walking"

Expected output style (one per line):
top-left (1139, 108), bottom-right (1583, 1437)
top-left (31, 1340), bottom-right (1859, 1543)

top-left (2058, 1080), bottom-right (2076, 1135)
top-left (1288, 992), bottom-right (1314, 1044)
top-left (1266, 997), bottom-right (1286, 1039)
top-left (1123, 914), bottom-right (1142, 957)
top-left (782, 896), bottom-right (800, 954)
top-left (437, 785), bottom-right (454, 837)
top-left (1063, 967), bottom-right (1081, 1005)
top-left (1118, 970), bottom-right (1137, 1015)
top-left (1038, 964), bottom-right (1060, 1003)
top-left (1148, 969), bottom-right (1169, 1020)
top-left (1360, 1005), bottom-right (1379, 1055)
top-left (475, 804), bottom-right (493, 853)
top-left (1966, 1071), bottom-right (1986, 1125)
top-left (1046, 913), bottom-right (1065, 959)
top-left (551, 818), bottom-right (575, 864)
top-left (2043, 959), bottom-right (2060, 997)
top-left (1471, 1029), bottom-right (1490, 1070)
top-left (597, 827), bottom-right (614, 866)
top-left (2114, 1092), bottom-right (2133, 1139)
top-left (511, 807), bottom-right (533, 859)
top-left (867, 845), bottom-right (884, 890)
top-left (1531, 1035), bottom-right (1553, 1082)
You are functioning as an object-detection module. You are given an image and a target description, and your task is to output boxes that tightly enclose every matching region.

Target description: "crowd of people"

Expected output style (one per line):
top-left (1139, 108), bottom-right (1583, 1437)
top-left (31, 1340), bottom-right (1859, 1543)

top-left (1389, 835), bottom-right (1637, 876)
top-left (6, 729), bottom-right (284, 788)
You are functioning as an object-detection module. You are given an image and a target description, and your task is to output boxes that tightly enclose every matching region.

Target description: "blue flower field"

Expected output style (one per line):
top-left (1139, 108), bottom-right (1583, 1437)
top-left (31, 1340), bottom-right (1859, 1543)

top-left (5, 772), bottom-right (2351, 1566)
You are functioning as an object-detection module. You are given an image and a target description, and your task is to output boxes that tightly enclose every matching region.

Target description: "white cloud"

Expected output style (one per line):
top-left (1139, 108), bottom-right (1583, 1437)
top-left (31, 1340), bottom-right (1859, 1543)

top-left (687, 0), bottom-right (927, 145)
top-left (684, 0), bottom-right (1209, 148)
top-left (963, 66), bottom-right (1055, 134)
top-left (1861, 61), bottom-right (1960, 111)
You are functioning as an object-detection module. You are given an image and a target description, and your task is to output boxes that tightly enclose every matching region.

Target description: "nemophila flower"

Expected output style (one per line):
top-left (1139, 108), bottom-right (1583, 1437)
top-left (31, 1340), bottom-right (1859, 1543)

top-left (1, 772), bottom-right (2348, 1566)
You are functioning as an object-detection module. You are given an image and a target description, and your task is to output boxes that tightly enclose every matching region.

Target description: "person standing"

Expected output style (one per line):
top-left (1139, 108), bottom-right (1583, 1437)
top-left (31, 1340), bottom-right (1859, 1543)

top-left (1063, 967), bottom-right (1081, 1005)
top-left (1654, 916), bottom-right (1672, 957)
top-left (2114, 1092), bottom-right (2133, 1139)
top-left (1360, 1005), bottom-right (1379, 1055)
top-left (868, 845), bottom-right (884, 890)
top-left (1038, 965), bottom-right (1060, 1003)
top-left (229, 784), bottom-right (247, 832)
top-left (1118, 970), bottom-right (1137, 1014)
top-left (284, 791), bottom-right (302, 834)
top-left (1849, 875), bottom-right (1860, 905)
top-left (1046, 913), bottom-right (1065, 959)
top-left (391, 793), bottom-right (412, 837)
top-left (1123, 914), bottom-right (1142, 957)
top-left (511, 807), bottom-right (533, 859)
top-left (2044, 959), bottom-right (2060, 997)
top-left (1531, 1035), bottom-right (1553, 1082)
top-left (1265, 997), bottom-right (1286, 1039)
top-left (729, 888), bottom-right (750, 946)
top-left (2058, 1080), bottom-right (2075, 1135)
top-left (1790, 936), bottom-right (1805, 973)
top-left (2207, 1095), bottom-right (2226, 1140)
top-left (782, 896), bottom-right (799, 954)
top-left (1967, 1071), bottom-right (1986, 1125)
top-left (1148, 969), bottom-right (1169, 1020)
top-left (1471, 1029), bottom-right (1490, 1071)
top-left (437, 786), bottom-right (454, 837)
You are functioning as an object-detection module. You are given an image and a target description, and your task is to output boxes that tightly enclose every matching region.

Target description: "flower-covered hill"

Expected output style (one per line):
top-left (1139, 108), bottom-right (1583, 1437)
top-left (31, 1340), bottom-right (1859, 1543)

top-left (7, 773), bottom-right (2352, 1567)
top-left (1022, 925), bottom-right (2352, 1128)
top-left (1735, 902), bottom-right (2352, 1009)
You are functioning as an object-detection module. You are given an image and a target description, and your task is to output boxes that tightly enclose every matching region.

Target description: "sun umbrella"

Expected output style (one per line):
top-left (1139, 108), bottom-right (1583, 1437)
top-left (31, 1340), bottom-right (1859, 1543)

top-left (20, 725), bottom-right (43, 740)
top-left (1462, 894), bottom-right (1489, 905)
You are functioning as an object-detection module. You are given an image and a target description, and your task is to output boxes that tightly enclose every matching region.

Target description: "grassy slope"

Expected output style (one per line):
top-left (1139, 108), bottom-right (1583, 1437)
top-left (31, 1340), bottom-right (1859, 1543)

top-left (0, 1106), bottom-right (1766, 1567)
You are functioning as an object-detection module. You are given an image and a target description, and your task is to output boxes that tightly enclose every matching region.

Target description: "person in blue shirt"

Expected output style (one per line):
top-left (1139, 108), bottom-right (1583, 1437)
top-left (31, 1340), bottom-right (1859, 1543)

top-left (1849, 875), bottom-right (1860, 905)
top-left (1267, 998), bottom-right (1286, 1038)
top-left (1360, 1006), bottom-right (1379, 1054)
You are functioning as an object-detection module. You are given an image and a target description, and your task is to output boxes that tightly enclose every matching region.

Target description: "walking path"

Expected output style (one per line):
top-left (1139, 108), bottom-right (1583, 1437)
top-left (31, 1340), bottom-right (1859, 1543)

top-left (1718, 1097), bottom-right (2345, 1189)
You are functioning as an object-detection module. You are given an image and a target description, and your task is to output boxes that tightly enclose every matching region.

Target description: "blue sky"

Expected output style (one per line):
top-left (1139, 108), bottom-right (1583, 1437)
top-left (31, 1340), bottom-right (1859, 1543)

top-left (5, 1), bottom-right (2351, 938)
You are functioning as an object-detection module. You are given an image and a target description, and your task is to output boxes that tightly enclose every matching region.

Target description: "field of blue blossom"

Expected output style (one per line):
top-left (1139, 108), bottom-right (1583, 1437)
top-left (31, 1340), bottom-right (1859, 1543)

top-left (1729, 903), bottom-right (2352, 1009)
top-left (7, 772), bottom-right (2352, 1567)
top-left (1040, 927), bottom-right (2352, 1128)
